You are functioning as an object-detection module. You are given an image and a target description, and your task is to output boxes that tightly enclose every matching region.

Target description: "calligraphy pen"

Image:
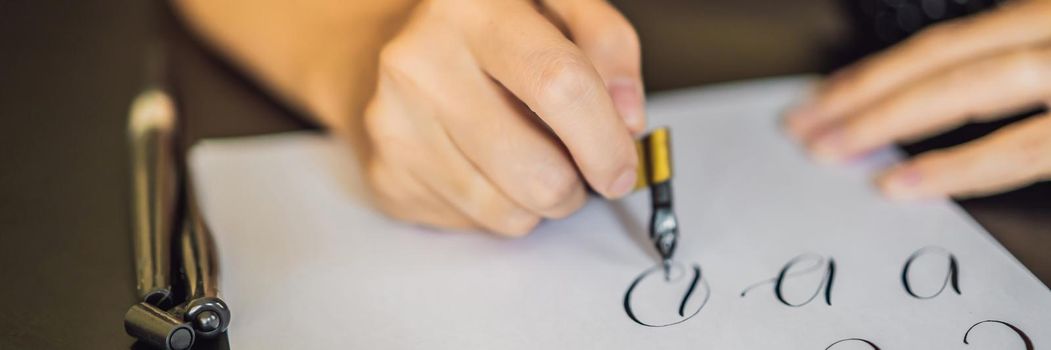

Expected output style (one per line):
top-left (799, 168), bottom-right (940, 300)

top-left (123, 77), bottom-right (231, 348)
top-left (635, 127), bottom-right (680, 277)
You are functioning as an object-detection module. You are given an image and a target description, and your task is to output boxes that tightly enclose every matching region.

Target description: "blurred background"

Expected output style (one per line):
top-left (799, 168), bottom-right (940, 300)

top-left (1, 0), bottom-right (1045, 349)
top-left (621, 0), bottom-right (1008, 89)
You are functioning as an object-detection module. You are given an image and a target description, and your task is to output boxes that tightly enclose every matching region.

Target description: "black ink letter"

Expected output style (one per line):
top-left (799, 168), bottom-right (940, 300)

top-left (740, 254), bottom-right (836, 307)
top-left (901, 246), bottom-right (961, 299)
top-left (623, 262), bottom-right (709, 327)
top-left (963, 320), bottom-right (1033, 350)
top-left (825, 338), bottom-right (880, 350)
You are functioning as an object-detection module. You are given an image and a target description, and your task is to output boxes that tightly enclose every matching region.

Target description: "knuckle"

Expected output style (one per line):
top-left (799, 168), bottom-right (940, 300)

top-left (377, 40), bottom-right (421, 82)
top-left (365, 161), bottom-right (446, 226)
top-left (449, 176), bottom-right (494, 218)
top-left (459, 182), bottom-right (540, 236)
top-left (529, 164), bottom-right (584, 212)
top-left (531, 50), bottom-right (598, 111)
top-left (362, 104), bottom-right (414, 154)
top-left (449, 175), bottom-right (485, 211)
top-left (1004, 50), bottom-right (1048, 92)
top-left (544, 188), bottom-right (586, 219)
top-left (942, 59), bottom-right (978, 83)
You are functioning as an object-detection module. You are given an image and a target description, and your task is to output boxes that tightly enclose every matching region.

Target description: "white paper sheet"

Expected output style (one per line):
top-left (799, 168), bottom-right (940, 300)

top-left (191, 76), bottom-right (1051, 349)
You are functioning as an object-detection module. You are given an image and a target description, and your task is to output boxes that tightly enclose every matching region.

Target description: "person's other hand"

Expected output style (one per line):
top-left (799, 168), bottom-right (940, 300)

top-left (363, 0), bottom-right (644, 236)
top-left (786, 0), bottom-right (1051, 200)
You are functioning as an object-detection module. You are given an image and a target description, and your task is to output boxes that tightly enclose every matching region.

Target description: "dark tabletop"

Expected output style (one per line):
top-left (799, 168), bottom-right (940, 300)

top-left (1, 1), bottom-right (1047, 349)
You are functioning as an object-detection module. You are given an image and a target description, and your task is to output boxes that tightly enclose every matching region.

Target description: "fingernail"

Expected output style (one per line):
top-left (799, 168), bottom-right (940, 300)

top-left (809, 127), bottom-right (846, 164)
top-left (609, 79), bottom-right (644, 130)
top-left (608, 168), bottom-right (637, 199)
top-left (880, 165), bottom-right (923, 201)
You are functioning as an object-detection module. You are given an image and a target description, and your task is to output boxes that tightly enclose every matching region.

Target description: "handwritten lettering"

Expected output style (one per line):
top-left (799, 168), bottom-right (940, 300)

top-left (902, 246), bottom-right (961, 299)
top-left (623, 262), bottom-right (709, 327)
top-left (825, 338), bottom-right (880, 350)
top-left (741, 254), bottom-right (836, 307)
top-left (963, 320), bottom-right (1033, 350)
top-left (618, 252), bottom-right (1037, 349)
top-left (816, 320), bottom-right (1034, 349)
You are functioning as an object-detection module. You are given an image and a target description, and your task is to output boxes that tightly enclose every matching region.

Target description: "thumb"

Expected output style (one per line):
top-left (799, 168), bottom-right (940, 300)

top-left (541, 0), bottom-right (646, 134)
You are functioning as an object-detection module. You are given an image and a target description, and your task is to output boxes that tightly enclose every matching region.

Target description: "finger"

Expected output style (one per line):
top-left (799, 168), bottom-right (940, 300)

top-left (372, 28), bottom-right (546, 236)
top-left (437, 75), bottom-right (588, 219)
top-left (806, 47), bottom-right (1051, 163)
top-left (787, 0), bottom-right (1051, 138)
top-left (877, 114), bottom-right (1051, 200)
top-left (411, 134), bottom-right (543, 237)
top-left (363, 92), bottom-right (478, 231)
top-left (378, 16), bottom-right (587, 220)
top-left (541, 0), bottom-right (647, 134)
top-left (366, 80), bottom-right (540, 237)
top-left (366, 158), bottom-right (477, 231)
top-left (466, 0), bottom-right (639, 199)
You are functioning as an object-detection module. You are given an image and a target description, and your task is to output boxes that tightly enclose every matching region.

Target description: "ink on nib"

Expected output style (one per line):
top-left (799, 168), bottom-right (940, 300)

top-left (656, 228), bottom-right (678, 280)
top-left (662, 258), bottom-right (674, 281)
top-left (650, 209), bottom-right (679, 282)
top-left (651, 205), bottom-right (679, 279)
